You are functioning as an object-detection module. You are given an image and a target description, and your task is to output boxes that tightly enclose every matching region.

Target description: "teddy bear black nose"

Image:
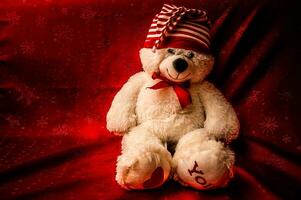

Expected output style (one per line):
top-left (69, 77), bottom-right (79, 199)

top-left (173, 58), bottom-right (188, 73)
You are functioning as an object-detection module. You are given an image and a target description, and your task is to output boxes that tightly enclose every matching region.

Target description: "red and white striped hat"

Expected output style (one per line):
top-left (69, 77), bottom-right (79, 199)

top-left (144, 4), bottom-right (211, 54)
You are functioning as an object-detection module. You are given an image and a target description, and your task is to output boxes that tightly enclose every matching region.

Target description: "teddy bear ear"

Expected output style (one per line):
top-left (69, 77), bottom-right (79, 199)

top-left (206, 54), bottom-right (215, 69)
top-left (139, 48), bottom-right (154, 65)
top-left (197, 53), bottom-right (215, 71)
top-left (139, 48), bottom-right (161, 75)
top-left (189, 53), bottom-right (215, 83)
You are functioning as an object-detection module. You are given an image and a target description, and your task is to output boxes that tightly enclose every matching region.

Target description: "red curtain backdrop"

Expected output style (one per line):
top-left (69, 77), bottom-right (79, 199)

top-left (0, 0), bottom-right (300, 199)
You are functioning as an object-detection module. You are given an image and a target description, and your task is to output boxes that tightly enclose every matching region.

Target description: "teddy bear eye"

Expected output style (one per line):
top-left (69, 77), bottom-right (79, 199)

top-left (167, 48), bottom-right (175, 54)
top-left (186, 51), bottom-right (194, 59)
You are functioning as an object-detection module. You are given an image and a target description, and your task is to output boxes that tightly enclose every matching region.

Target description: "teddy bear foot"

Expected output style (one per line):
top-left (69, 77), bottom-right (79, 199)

top-left (173, 138), bottom-right (235, 190)
top-left (116, 150), bottom-right (171, 190)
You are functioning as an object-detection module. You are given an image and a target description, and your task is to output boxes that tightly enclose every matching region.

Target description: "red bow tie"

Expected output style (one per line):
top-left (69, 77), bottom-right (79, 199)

top-left (148, 72), bottom-right (192, 108)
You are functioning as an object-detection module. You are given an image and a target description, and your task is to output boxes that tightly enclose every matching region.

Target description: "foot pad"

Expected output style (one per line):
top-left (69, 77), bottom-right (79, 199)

top-left (143, 167), bottom-right (164, 188)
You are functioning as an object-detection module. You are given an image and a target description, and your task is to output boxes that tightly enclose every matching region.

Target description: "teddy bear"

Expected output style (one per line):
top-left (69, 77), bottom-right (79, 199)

top-left (106, 4), bottom-right (239, 190)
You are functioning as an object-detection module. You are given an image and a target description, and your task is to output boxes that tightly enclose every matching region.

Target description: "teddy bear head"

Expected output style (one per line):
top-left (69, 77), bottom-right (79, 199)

top-left (140, 47), bottom-right (214, 83)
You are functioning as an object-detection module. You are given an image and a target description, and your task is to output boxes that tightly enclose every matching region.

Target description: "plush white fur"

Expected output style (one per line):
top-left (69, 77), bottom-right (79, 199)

top-left (107, 48), bottom-right (239, 190)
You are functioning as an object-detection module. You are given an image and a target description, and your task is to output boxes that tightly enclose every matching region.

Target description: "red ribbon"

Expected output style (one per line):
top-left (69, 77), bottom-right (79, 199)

top-left (148, 72), bottom-right (192, 108)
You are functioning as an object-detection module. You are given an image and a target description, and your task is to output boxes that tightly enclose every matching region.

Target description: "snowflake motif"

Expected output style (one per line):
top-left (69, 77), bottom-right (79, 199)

top-left (15, 84), bottom-right (39, 105)
top-left (231, 70), bottom-right (239, 78)
top-left (52, 124), bottom-right (73, 136)
top-left (259, 117), bottom-right (279, 135)
top-left (6, 11), bottom-right (21, 25)
top-left (50, 96), bottom-right (56, 104)
top-left (19, 41), bottom-right (35, 56)
top-left (58, 163), bottom-right (70, 178)
top-left (37, 116), bottom-right (48, 128)
top-left (96, 38), bottom-right (110, 50)
top-left (264, 156), bottom-right (284, 169)
top-left (5, 115), bottom-right (21, 127)
top-left (84, 116), bottom-right (94, 123)
top-left (35, 16), bottom-right (46, 27)
top-left (246, 90), bottom-right (262, 105)
top-left (278, 91), bottom-right (292, 102)
top-left (61, 7), bottom-right (69, 15)
top-left (53, 24), bottom-right (73, 42)
top-left (282, 134), bottom-right (292, 144)
top-left (80, 7), bottom-right (97, 20)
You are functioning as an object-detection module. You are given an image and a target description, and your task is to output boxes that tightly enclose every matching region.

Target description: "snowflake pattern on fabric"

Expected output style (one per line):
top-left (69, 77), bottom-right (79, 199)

top-left (80, 7), bottom-right (97, 20)
top-left (52, 124), bottom-right (73, 136)
top-left (248, 90), bottom-right (261, 103)
top-left (282, 134), bottom-right (292, 144)
top-left (5, 115), bottom-right (21, 127)
top-left (53, 24), bottom-right (73, 42)
top-left (35, 16), bottom-right (46, 27)
top-left (278, 91), bottom-right (292, 102)
top-left (246, 90), bottom-right (263, 107)
top-left (19, 41), bottom-right (35, 56)
top-left (37, 116), bottom-right (49, 129)
top-left (61, 7), bottom-right (69, 15)
top-left (259, 117), bottom-right (279, 135)
top-left (6, 11), bottom-right (21, 25)
top-left (263, 154), bottom-right (285, 170)
top-left (15, 84), bottom-right (39, 105)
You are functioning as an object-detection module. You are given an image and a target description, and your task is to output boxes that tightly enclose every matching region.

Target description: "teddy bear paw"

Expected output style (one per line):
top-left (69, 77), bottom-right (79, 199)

top-left (173, 142), bottom-right (234, 190)
top-left (116, 151), bottom-right (171, 190)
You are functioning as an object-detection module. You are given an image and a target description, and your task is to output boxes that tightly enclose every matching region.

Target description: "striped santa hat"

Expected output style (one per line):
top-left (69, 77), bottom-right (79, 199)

top-left (144, 4), bottom-right (211, 54)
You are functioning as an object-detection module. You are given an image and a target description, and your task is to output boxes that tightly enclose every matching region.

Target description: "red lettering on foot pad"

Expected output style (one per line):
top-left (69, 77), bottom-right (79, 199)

top-left (143, 167), bottom-right (164, 189)
top-left (188, 161), bottom-right (212, 189)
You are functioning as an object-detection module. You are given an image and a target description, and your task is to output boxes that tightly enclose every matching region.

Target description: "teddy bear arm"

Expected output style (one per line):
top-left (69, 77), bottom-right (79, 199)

top-left (106, 72), bottom-right (146, 134)
top-left (198, 81), bottom-right (239, 142)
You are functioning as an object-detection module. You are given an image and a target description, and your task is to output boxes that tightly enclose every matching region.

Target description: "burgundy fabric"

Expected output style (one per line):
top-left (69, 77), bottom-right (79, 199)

top-left (0, 0), bottom-right (300, 199)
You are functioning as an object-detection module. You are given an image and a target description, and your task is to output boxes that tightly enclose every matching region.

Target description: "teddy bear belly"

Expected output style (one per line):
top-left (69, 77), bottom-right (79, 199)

top-left (139, 115), bottom-right (204, 142)
top-left (136, 87), bottom-right (205, 141)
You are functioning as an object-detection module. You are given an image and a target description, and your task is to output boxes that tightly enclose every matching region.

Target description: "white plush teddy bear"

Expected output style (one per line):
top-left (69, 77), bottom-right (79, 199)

top-left (107, 4), bottom-right (239, 190)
